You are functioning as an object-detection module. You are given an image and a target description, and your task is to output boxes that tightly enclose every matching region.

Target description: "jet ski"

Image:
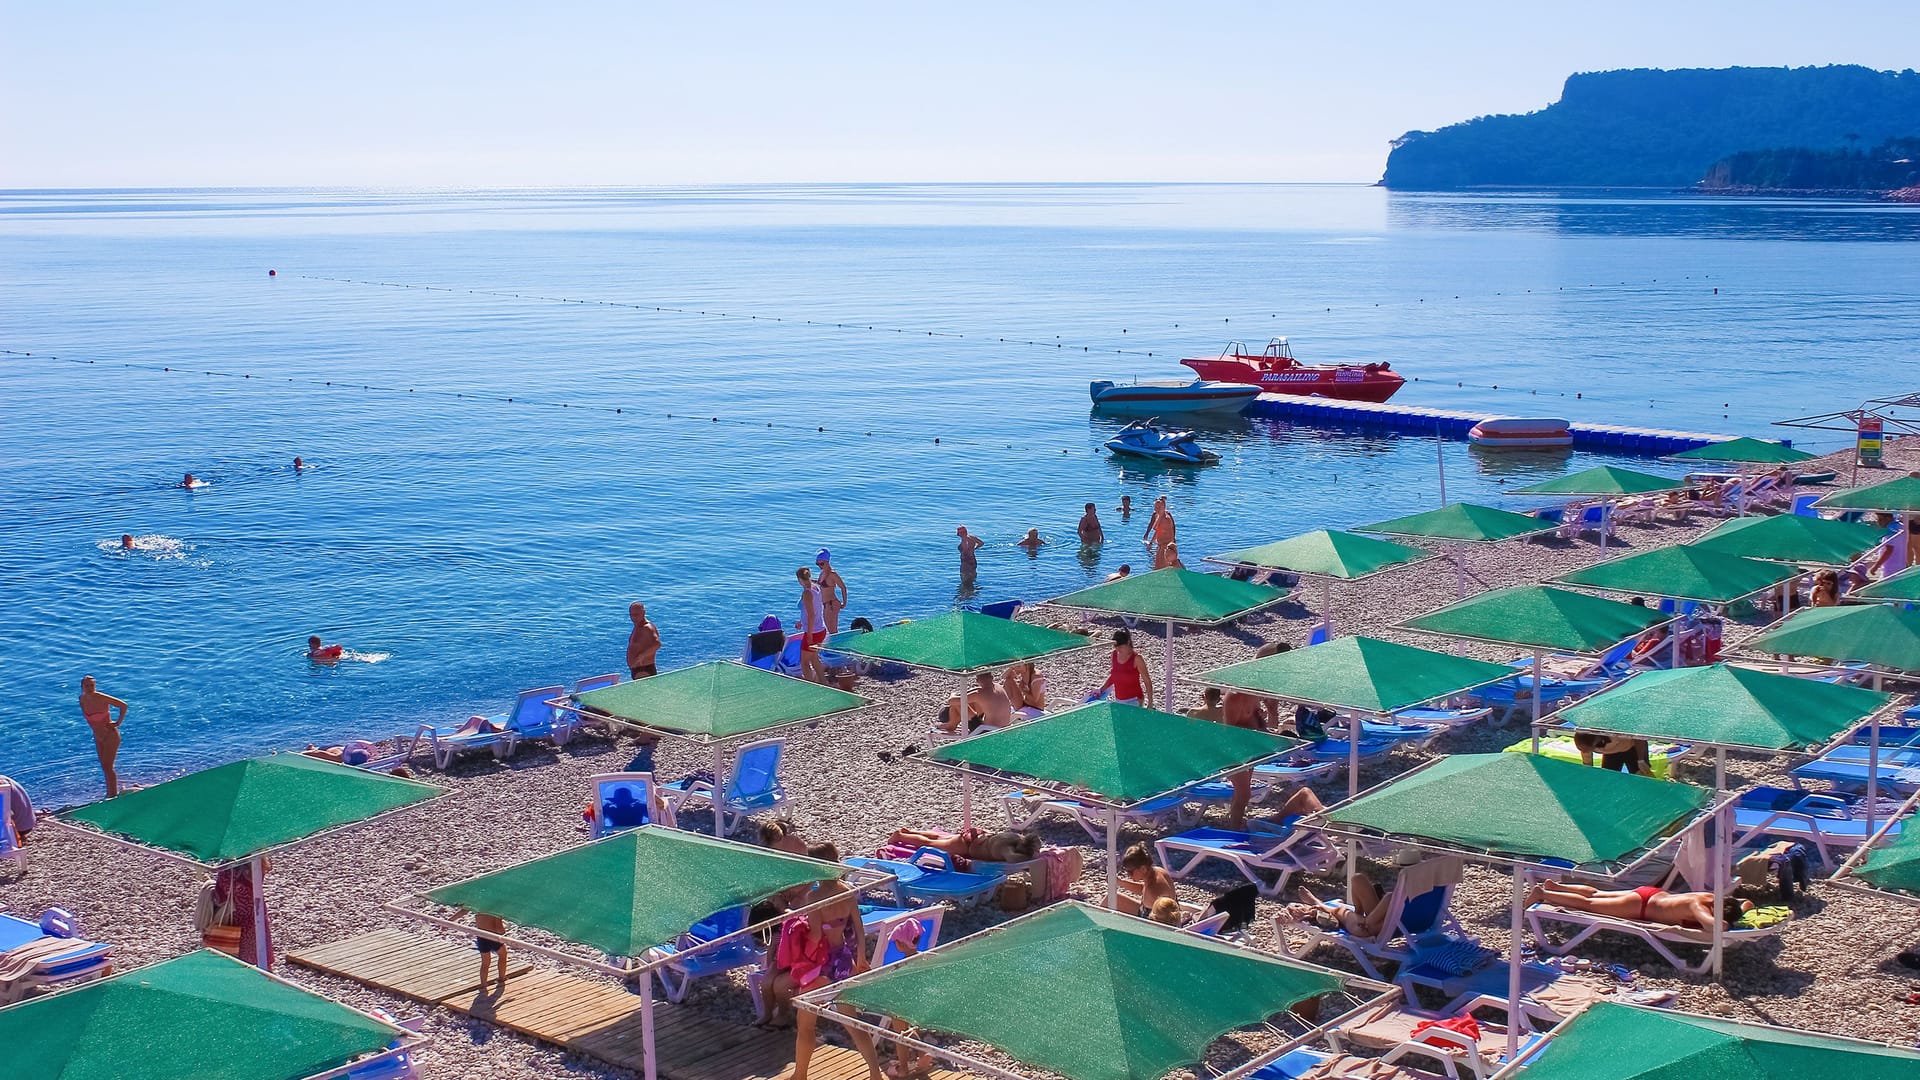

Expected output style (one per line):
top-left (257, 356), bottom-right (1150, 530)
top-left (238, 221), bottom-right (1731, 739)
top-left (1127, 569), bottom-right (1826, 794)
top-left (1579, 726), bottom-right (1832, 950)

top-left (1103, 420), bottom-right (1220, 466)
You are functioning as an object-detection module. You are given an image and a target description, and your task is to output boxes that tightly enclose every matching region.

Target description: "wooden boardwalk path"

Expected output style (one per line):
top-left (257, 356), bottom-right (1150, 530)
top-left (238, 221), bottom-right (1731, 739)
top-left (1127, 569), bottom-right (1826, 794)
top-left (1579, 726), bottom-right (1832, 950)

top-left (290, 929), bottom-right (968, 1080)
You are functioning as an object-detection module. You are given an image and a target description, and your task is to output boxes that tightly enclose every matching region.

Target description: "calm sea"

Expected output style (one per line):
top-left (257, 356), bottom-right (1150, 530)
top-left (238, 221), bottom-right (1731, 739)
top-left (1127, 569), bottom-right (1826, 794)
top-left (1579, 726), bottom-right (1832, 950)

top-left (4, 185), bottom-right (1917, 805)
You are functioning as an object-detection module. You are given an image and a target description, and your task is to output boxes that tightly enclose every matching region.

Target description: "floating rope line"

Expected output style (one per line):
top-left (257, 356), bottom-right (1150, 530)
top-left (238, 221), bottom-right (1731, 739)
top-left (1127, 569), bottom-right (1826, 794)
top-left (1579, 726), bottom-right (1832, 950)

top-left (0, 346), bottom-right (1110, 459)
top-left (287, 272), bottom-right (1733, 408)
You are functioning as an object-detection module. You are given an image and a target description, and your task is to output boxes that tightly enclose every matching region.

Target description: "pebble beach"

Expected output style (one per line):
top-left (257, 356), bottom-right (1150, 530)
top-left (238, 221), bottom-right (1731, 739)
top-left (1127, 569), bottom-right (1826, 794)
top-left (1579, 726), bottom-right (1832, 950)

top-left (8, 439), bottom-right (1920, 1080)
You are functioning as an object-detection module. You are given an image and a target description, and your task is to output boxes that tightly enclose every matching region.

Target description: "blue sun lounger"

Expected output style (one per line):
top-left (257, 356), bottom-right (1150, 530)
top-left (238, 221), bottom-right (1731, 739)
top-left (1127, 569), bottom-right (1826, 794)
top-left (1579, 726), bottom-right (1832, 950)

top-left (644, 906), bottom-right (761, 1003)
top-left (1734, 785), bottom-right (1906, 868)
top-left (842, 849), bottom-right (1006, 910)
top-left (408, 685), bottom-right (570, 769)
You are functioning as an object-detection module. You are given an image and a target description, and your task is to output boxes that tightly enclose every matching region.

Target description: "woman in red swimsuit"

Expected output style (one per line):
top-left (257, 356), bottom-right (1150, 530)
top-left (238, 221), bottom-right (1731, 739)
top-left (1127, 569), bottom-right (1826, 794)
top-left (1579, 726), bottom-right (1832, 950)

top-left (1095, 630), bottom-right (1153, 707)
top-left (1528, 879), bottom-right (1750, 929)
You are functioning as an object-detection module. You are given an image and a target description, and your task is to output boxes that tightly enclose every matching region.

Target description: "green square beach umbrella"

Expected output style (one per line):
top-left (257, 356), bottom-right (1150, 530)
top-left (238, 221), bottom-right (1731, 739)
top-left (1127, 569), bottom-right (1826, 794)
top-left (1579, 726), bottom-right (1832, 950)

top-left (823, 903), bottom-right (1375, 1080)
top-left (1814, 474), bottom-right (1920, 514)
top-left (1553, 544), bottom-right (1798, 605)
top-left (1209, 529), bottom-right (1431, 635)
top-left (1690, 514), bottom-right (1888, 567)
top-left (573, 660), bottom-right (867, 832)
top-left (55, 754), bottom-right (442, 972)
top-left (1557, 662), bottom-right (1894, 758)
top-left (1669, 437), bottom-right (1817, 466)
top-left (420, 826), bottom-right (854, 1080)
top-left (1049, 567), bottom-right (1290, 709)
top-left (1398, 585), bottom-right (1670, 728)
top-left (1510, 465), bottom-right (1687, 498)
top-left (1196, 636), bottom-right (1514, 795)
top-left (1357, 503), bottom-right (1560, 600)
top-left (827, 610), bottom-right (1095, 674)
top-left (1517, 1000), bottom-right (1920, 1080)
top-left (928, 700), bottom-right (1299, 903)
top-left (57, 753), bottom-right (440, 867)
top-left (1743, 603), bottom-right (1920, 675)
top-left (1847, 819), bottom-right (1920, 902)
top-left (0, 949), bottom-right (406, 1080)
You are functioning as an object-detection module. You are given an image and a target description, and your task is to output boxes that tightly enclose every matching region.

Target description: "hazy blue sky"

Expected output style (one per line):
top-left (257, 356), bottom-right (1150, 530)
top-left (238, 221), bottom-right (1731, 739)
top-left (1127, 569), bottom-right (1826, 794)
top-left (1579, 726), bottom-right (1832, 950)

top-left (4, 2), bottom-right (1915, 187)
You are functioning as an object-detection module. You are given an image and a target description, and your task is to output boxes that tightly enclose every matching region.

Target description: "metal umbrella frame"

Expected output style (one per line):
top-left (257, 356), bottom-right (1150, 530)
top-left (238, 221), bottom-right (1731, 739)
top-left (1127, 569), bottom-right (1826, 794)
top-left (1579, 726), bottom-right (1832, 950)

top-left (386, 835), bottom-right (897, 1080)
top-left (794, 900), bottom-right (1402, 1080)
top-left (551, 662), bottom-right (871, 836)
top-left (1309, 755), bottom-right (1733, 1057)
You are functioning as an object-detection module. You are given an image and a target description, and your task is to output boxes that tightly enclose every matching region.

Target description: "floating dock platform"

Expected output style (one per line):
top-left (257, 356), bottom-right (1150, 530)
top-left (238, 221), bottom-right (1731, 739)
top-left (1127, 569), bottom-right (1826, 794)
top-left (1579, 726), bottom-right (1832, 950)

top-left (1245, 394), bottom-right (1735, 456)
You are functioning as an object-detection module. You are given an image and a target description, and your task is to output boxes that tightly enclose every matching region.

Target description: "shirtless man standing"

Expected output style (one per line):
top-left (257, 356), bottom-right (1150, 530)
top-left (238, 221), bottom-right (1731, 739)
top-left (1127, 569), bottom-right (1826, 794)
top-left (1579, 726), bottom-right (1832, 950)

top-left (814, 551), bottom-right (847, 634)
top-left (1142, 497), bottom-right (1176, 563)
top-left (79, 676), bottom-right (129, 797)
top-left (1077, 503), bottom-right (1104, 547)
top-left (1219, 687), bottom-right (1271, 829)
top-left (625, 603), bottom-right (661, 679)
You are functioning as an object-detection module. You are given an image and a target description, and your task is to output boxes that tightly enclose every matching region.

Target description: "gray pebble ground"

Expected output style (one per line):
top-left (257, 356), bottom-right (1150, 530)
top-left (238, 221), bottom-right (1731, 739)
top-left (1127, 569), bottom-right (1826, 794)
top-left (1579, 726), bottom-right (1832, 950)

top-left (7, 440), bottom-right (1918, 1078)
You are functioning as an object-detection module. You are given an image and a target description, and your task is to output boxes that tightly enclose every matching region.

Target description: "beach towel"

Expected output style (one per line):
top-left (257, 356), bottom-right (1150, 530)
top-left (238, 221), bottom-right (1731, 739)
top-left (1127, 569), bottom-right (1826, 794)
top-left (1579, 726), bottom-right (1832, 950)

top-left (1398, 855), bottom-right (1464, 899)
top-left (0, 937), bottom-right (81, 1005)
top-left (775, 914), bottom-right (827, 986)
top-left (1733, 905), bottom-right (1792, 931)
top-left (1410, 1014), bottom-right (1481, 1042)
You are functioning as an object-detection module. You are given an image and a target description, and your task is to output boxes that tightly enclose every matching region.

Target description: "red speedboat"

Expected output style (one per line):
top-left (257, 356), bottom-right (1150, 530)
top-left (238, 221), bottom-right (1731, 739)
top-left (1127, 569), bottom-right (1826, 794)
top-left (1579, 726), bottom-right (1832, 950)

top-left (1180, 338), bottom-right (1405, 403)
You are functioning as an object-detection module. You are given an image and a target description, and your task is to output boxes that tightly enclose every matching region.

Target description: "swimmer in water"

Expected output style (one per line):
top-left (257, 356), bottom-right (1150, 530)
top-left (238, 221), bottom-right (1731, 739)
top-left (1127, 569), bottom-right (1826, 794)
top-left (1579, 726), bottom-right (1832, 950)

top-left (1116, 494), bottom-right (1133, 521)
top-left (293, 457), bottom-right (305, 471)
top-left (307, 636), bottom-right (346, 663)
top-left (120, 534), bottom-right (134, 551)
top-left (1017, 528), bottom-right (1046, 554)
top-left (181, 473), bottom-right (199, 489)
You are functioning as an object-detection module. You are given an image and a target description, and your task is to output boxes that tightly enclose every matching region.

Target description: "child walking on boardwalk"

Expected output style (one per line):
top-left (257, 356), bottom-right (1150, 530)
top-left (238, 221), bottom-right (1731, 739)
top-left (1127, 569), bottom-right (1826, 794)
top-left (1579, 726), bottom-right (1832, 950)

top-left (472, 910), bottom-right (509, 995)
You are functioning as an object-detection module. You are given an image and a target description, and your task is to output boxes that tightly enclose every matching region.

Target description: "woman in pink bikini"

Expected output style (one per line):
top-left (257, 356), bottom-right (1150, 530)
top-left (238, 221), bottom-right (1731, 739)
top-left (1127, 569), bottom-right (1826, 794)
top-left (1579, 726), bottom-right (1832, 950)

top-left (1528, 879), bottom-right (1750, 929)
top-left (78, 676), bottom-right (128, 797)
top-left (1094, 630), bottom-right (1153, 707)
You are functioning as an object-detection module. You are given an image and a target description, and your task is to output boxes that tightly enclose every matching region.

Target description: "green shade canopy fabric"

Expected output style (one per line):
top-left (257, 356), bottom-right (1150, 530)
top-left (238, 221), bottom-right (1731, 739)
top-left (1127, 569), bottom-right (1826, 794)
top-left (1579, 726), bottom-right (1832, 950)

top-left (1744, 603), bottom-right (1920, 673)
top-left (1399, 585), bottom-right (1667, 654)
top-left (1326, 753), bottom-right (1708, 866)
top-left (1510, 466), bottom-right (1687, 497)
top-left (1553, 545), bottom-right (1798, 604)
top-left (1814, 474), bottom-right (1920, 514)
top-left (1519, 1001), bottom-right (1920, 1080)
top-left (1691, 514), bottom-right (1889, 566)
top-left (1669, 437), bottom-right (1817, 465)
top-left (574, 660), bottom-right (866, 740)
top-left (1856, 824), bottom-right (1920, 899)
top-left (928, 701), bottom-right (1298, 805)
top-left (3, 949), bottom-right (400, 1080)
top-left (427, 825), bottom-right (842, 958)
top-left (835, 903), bottom-right (1344, 1080)
top-left (1558, 664), bottom-right (1894, 752)
top-left (58, 754), bottom-right (440, 866)
top-left (1196, 636), bottom-right (1513, 714)
top-left (1853, 564), bottom-right (1920, 603)
top-left (826, 611), bottom-right (1095, 673)
top-left (1210, 529), bottom-right (1430, 580)
top-left (1356, 502), bottom-right (1555, 543)
top-left (1050, 567), bottom-right (1288, 626)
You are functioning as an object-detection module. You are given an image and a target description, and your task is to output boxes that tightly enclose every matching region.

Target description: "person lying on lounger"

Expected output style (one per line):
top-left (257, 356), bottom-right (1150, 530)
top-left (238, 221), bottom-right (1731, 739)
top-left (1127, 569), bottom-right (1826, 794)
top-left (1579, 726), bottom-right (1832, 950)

top-left (886, 827), bottom-right (1039, 863)
top-left (1527, 880), bottom-right (1752, 929)
top-left (1285, 878), bottom-right (1396, 939)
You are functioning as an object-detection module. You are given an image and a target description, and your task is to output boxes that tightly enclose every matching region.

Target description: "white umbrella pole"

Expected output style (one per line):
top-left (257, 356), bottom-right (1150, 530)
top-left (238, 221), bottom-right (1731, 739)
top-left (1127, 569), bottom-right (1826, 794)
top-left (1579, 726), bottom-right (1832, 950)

top-left (1867, 719), bottom-right (1881, 841)
top-left (1348, 712), bottom-right (1361, 799)
top-left (1711, 804), bottom-right (1727, 980)
top-left (1105, 813), bottom-right (1121, 909)
top-left (1163, 619), bottom-right (1176, 712)
top-left (1529, 650), bottom-right (1543, 753)
top-left (961, 768), bottom-right (973, 830)
top-left (1714, 747), bottom-right (1726, 792)
top-left (641, 970), bottom-right (659, 1080)
top-left (1669, 619), bottom-right (1681, 669)
top-left (712, 744), bottom-right (728, 836)
top-left (251, 856), bottom-right (269, 971)
top-left (1320, 578), bottom-right (1333, 637)
top-left (1507, 870), bottom-right (1526, 1061)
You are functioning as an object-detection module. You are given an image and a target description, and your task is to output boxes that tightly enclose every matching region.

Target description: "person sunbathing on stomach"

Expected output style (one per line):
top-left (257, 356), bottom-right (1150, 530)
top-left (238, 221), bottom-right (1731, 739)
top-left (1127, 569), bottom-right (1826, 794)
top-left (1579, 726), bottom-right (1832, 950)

top-left (886, 827), bottom-right (1039, 863)
top-left (1529, 880), bottom-right (1751, 929)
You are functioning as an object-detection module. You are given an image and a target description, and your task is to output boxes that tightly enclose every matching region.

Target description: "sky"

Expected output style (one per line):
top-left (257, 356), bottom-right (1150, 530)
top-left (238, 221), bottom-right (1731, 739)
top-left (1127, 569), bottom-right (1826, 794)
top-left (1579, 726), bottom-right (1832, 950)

top-left (3, 2), bottom-right (1916, 187)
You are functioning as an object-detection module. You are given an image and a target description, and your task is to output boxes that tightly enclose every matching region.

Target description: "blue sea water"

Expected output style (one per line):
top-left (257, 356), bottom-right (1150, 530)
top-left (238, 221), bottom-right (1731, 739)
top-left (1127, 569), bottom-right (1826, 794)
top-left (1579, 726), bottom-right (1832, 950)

top-left (3, 184), bottom-right (1917, 805)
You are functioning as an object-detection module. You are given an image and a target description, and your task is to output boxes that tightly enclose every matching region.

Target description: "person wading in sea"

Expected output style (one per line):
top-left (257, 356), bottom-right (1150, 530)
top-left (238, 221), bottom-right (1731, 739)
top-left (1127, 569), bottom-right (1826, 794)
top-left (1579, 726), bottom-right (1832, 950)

top-left (956, 526), bottom-right (985, 582)
top-left (625, 602), bottom-right (661, 679)
top-left (1078, 502), bottom-right (1105, 547)
top-left (1142, 496), bottom-right (1176, 564)
top-left (78, 676), bottom-right (129, 797)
